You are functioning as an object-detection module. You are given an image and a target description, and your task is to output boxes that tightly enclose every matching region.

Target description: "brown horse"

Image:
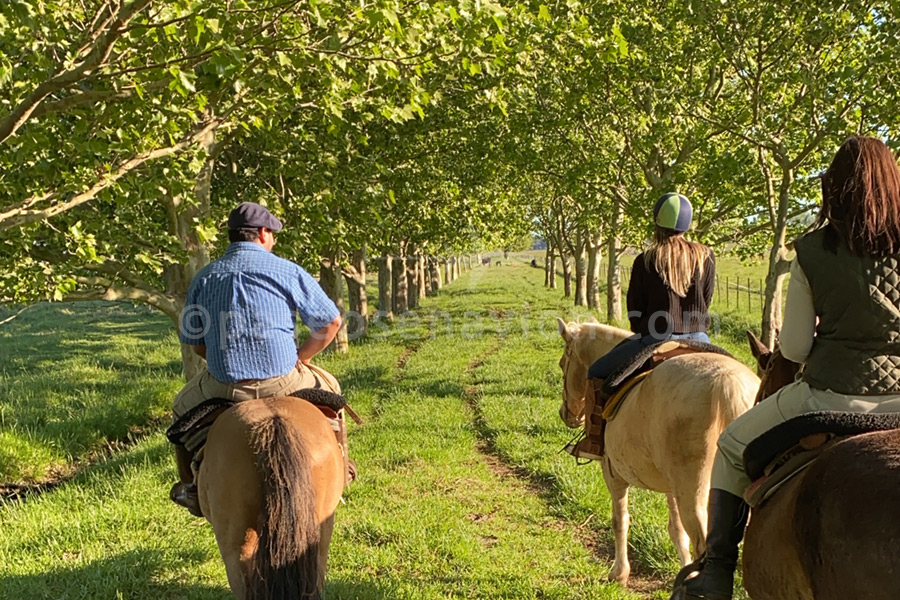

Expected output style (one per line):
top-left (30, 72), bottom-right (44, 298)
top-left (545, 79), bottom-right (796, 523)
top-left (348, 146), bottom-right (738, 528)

top-left (558, 319), bottom-right (758, 585)
top-left (197, 396), bottom-right (345, 600)
top-left (742, 333), bottom-right (900, 600)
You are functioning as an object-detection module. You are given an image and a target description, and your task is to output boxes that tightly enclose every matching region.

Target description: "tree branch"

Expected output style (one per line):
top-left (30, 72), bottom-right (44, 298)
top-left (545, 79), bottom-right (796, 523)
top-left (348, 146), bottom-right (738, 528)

top-left (0, 118), bottom-right (226, 230)
top-left (0, 0), bottom-right (153, 144)
top-left (68, 276), bottom-right (180, 320)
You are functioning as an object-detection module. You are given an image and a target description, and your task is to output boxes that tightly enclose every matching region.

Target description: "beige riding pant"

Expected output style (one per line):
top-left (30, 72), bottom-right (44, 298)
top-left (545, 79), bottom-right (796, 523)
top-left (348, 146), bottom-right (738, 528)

top-left (713, 380), bottom-right (900, 497)
top-left (172, 362), bottom-right (341, 418)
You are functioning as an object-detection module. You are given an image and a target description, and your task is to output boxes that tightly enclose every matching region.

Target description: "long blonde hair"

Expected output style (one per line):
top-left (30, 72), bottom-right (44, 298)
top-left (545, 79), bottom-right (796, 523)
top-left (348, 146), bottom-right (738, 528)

top-left (644, 228), bottom-right (709, 297)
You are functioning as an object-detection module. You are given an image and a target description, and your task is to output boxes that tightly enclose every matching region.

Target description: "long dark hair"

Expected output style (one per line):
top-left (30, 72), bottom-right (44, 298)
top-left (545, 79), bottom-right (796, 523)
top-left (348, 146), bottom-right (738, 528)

top-left (644, 227), bottom-right (710, 297)
top-left (817, 136), bottom-right (900, 257)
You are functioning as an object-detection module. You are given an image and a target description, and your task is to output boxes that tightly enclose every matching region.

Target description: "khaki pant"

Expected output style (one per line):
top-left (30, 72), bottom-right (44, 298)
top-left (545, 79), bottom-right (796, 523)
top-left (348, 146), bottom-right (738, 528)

top-left (173, 362), bottom-right (341, 418)
top-left (713, 380), bottom-right (900, 496)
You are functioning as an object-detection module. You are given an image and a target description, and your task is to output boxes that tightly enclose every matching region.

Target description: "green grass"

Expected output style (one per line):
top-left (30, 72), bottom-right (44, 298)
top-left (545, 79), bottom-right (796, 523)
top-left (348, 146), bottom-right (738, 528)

top-left (0, 302), bottom-right (182, 482)
top-left (0, 262), bottom-right (766, 599)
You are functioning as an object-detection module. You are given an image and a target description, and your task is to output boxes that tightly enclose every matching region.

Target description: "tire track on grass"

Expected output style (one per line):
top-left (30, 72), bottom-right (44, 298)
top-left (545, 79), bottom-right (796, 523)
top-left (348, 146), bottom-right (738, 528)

top-left (461, 338), bottom-right (667, 597)
top-left (0, 415), bottom-right (169, 502)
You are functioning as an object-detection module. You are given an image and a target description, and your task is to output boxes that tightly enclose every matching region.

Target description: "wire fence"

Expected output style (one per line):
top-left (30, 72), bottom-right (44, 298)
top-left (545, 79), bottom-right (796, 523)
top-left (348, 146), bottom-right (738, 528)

top-left (716, 276), bottom-right (766, 311)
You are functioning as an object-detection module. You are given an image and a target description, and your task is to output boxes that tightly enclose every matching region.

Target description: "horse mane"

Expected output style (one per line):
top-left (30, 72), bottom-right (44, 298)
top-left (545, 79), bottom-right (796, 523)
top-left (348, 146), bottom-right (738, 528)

top-left (566, 321), bottom-right (632, 364)
top-left (247, 404), bottom-right (321, 600)
top-left (572, 321), bottom-right (632, 340)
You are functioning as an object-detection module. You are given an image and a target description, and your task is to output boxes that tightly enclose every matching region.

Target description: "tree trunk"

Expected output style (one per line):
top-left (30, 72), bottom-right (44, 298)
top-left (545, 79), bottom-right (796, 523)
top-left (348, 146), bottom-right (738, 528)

top-left (562, 256), bottom-right (572, 298)
top-left (392, 255), bottom-right (408, 314)
top-left (429, 257), bottom-right (442, 294)
top-left (607, 240), bottom-right (623, 322)
top-left (406, 256), bottom-right (419, 309)
top-left (544, 246), bottom-right (552, 286)
top-left (606, 197), bottom-right (624, 321)
top-left (319, 255), bottom-right (349, 354)
top-left (377, 256), bottom-right (393, 322)
top-left (344, 247), bottom-right (368, 339)
top-left (761, 157), bottom-right (795, 348)
top-left (167, 121), bottom-right (220, 380)
top-left (417, 255), bottom-right (427, 300)
top-left (587, 230), bottom-right (602, 310)
top-left (547, 247), bottom-right (557, 289)
top-left (574, 230), bottom-right (587, 306)
top-left (443, 258), bottom-right (451, 285)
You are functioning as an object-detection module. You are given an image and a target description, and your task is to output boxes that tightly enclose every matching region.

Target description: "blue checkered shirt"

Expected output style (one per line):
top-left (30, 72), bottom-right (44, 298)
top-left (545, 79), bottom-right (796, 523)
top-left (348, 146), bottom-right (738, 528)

top-left (179, 242), bottom-right (339, 383)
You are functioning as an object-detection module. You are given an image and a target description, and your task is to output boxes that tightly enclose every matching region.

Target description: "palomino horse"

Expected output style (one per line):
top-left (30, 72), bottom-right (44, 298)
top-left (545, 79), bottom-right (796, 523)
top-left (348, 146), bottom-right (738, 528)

top-left (197, 396), bottom-right (345, 600)
top-left (742, 334), bottom-right (900, 600)
top-left (557, 319), bottom-right (758, 585)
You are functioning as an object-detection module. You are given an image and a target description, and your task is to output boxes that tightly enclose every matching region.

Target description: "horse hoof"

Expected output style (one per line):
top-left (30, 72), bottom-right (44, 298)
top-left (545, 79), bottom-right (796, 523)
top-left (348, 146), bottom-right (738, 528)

top-left (607, 567), bottom-right (630, 585)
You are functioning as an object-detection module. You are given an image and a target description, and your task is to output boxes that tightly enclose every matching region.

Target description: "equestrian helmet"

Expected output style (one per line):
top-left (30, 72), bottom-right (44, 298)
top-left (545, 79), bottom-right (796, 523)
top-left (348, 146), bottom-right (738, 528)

top-left (653, 193), bottom-right (692, 233)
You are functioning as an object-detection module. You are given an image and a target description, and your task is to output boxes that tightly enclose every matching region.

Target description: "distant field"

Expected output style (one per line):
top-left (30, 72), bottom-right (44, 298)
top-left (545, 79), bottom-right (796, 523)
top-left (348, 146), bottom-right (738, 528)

top-left (0, 260), bottom-right (763, 599)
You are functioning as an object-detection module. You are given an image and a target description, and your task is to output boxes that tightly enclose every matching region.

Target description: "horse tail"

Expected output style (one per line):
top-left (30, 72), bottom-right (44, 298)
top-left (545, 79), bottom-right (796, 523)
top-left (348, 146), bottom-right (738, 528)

top-left (711, 365), bottom-right (757, 433)
top-left (247, 411), bottom-right (321, 600)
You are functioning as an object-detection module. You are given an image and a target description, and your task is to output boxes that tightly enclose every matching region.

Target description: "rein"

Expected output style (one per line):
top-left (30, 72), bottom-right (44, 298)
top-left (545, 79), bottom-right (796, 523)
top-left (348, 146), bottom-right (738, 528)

top-left (561, 344), bottom-right (583, 420)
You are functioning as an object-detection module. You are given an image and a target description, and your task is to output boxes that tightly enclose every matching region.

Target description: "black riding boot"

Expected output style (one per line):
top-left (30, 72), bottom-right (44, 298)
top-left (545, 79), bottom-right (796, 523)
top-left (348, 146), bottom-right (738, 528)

top-left (170, 445), bottom-right (203, 517)
top-left (670, 489), bottom-right (749, 600)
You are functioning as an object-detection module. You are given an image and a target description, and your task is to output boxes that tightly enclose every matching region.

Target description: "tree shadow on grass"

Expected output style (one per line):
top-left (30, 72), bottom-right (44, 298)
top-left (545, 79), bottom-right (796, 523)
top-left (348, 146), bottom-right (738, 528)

top-left (0, 548), bottom-right (231, 600)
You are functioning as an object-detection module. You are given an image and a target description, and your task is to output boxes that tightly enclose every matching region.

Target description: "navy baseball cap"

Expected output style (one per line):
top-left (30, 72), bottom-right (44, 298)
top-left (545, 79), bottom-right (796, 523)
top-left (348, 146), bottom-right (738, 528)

top-left (227, 202), bottom-right (283, 232)
top-left (653, 193), bottom-right (692, 232)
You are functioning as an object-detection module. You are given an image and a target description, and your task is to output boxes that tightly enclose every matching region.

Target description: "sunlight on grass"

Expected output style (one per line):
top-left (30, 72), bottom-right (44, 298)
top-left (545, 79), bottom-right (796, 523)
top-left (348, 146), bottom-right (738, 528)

top-left (0, 260), bottom-right (766, 599)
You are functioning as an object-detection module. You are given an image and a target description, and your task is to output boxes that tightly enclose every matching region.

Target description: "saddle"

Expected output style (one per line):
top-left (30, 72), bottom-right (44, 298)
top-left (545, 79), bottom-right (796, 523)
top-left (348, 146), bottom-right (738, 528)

top-left (166, 389), bottom-right (354, 467)
top-left (600, 339), bottom-right (732, 422)
top-left (743, 411), bottom-right (900, 506)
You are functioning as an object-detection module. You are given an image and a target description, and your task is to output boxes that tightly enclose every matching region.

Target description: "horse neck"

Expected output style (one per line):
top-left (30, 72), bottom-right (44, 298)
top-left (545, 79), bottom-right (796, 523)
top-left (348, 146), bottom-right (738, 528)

top-left (573, 323), bottom-right (632, 366)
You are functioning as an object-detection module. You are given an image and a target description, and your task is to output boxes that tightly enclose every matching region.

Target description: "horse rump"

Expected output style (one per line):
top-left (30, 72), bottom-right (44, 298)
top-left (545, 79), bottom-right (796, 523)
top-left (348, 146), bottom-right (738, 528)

top-left (247, 413), bottom-right (321, 600)
top-left (795, 430), bottom-right (900, 600)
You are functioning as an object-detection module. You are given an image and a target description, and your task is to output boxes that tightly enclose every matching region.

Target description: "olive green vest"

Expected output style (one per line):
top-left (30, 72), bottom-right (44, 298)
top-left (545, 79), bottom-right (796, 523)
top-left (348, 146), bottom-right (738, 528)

top-left (795, 228), bottom-right (900, 395)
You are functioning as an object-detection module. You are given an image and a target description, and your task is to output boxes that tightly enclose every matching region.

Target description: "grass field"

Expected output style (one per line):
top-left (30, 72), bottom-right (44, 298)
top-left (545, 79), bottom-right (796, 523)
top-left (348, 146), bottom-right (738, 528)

top-left (0, 257), bottom-right (766, 599)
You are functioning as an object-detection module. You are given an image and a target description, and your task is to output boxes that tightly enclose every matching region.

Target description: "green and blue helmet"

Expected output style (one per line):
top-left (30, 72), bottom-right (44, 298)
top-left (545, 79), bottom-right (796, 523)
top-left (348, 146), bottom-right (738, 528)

top-left (653, 193), bottom-right (692, 233)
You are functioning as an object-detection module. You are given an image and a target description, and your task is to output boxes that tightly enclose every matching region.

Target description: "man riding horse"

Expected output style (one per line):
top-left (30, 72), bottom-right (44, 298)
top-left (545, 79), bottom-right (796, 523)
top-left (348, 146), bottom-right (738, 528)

top-left (170, 201), bottom-right (351, 516)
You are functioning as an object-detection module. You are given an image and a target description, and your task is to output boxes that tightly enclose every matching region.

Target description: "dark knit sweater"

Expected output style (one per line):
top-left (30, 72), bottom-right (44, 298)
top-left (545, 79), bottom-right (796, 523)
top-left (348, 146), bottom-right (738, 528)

top-left (627, 250), bottom-right (715, 337)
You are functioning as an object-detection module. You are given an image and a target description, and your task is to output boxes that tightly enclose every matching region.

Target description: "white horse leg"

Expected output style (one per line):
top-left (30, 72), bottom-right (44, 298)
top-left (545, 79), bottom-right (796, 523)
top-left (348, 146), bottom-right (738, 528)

top-left (674, 485), bottom-right (708, 560)
top-left (665, 493), bottom-right (692, 566)
top-left (602, 459), bottom-right (631, 585)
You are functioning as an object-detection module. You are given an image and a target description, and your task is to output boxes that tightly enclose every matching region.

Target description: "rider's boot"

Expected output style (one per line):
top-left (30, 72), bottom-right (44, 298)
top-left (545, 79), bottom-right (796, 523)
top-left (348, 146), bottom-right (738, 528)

top-left (169, 445), bottom-right (203, 517)
top-left (670, 489), bottom-right (749, 600)
top-left (564, 378), bottom-right (606, 461)
top-left (337, 409), bottom-right (356, 485)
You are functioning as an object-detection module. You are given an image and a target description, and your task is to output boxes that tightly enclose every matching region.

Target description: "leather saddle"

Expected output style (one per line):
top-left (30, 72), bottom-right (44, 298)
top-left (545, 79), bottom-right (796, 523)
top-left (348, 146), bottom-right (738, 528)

top-left (600, 339), bottom-right (732, 422)
top-left (166, 389), bottom-right (351, 463)
top-left (743, 411), bottom-right (900, 506)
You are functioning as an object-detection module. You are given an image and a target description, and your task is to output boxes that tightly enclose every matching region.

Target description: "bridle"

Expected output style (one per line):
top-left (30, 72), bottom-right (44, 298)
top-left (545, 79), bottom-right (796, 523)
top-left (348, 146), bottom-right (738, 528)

top-left (754, 346), bottom-right (798, 405)
top-left (560, 343), bottom-right (584, 421)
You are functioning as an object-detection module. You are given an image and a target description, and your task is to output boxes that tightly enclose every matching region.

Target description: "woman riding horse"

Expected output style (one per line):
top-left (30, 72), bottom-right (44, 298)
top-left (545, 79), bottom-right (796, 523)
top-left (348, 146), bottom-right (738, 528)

top-left (671, 135), bottom-right (900, 600)
top-left (567, 192), bottom-right (716, 460)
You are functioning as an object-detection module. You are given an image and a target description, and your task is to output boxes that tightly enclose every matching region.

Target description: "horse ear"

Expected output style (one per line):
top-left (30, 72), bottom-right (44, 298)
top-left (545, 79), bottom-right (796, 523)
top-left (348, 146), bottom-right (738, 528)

top-left (557, 317), bottom-right (570, 341)
top-left (746, 330), bottom-right (771, 369)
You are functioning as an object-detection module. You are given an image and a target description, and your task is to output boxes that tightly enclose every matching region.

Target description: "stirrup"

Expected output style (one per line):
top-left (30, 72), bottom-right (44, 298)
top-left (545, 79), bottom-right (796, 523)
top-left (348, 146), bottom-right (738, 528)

top-left (170, 482), bottom-right (203, 517)
top-left (561, 431), bottom-right (602, 463)
top-left (672, 556), bottom-right (706, 589)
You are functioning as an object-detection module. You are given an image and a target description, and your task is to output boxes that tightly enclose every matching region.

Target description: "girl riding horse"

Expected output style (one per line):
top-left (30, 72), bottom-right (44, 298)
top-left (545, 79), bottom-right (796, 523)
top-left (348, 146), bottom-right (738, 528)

top-left (567, 192), bottom-right (716, 460)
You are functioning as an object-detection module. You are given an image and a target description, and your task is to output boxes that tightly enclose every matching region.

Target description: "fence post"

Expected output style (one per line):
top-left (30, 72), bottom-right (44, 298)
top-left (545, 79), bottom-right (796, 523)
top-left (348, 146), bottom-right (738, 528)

top-left (725, 276), bottom-right (729, 308)
top-left (747, 277), bottom-right (751, 310)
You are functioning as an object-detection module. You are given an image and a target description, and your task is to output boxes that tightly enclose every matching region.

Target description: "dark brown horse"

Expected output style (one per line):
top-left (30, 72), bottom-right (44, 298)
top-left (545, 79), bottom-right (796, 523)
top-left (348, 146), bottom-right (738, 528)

top-left (197, 396), bottom-right (344, 600)
top-left (742, 333), bottom-right (900, 600)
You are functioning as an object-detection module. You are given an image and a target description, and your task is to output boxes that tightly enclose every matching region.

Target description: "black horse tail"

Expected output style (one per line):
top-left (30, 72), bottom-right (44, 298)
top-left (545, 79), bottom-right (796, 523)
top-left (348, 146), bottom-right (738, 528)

top-left (247, 411), bottom-right (320, 600)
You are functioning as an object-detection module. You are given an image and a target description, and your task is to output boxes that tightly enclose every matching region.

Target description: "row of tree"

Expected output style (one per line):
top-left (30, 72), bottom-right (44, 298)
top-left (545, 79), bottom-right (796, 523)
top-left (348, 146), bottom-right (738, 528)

top-left (2, 0), bottom-right (900, 374)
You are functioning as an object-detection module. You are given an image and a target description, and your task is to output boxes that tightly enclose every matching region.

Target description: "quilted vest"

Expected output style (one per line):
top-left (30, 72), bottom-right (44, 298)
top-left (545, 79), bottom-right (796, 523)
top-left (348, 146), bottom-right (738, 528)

top-left (795, 228), bottom-right (900, 395)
